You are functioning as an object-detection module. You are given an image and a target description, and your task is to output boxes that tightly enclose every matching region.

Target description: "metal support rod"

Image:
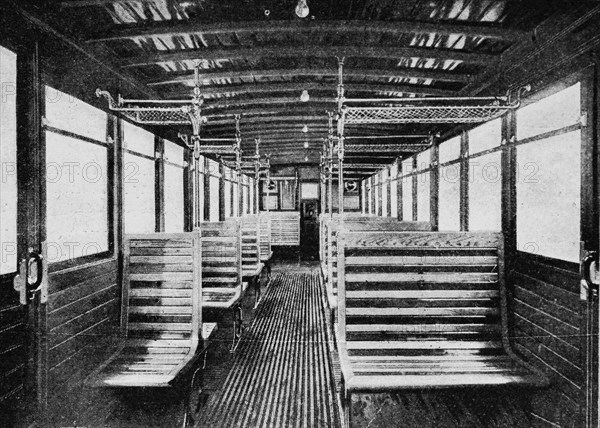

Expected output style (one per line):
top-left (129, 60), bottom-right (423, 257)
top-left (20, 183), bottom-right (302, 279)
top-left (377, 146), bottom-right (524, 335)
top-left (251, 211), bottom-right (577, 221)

top-left (342, 96), bottom-right (509, 103)
top-left (254, 138), bottom-right (260, 214)
top-left (235, 114), bottom-right (242, 216)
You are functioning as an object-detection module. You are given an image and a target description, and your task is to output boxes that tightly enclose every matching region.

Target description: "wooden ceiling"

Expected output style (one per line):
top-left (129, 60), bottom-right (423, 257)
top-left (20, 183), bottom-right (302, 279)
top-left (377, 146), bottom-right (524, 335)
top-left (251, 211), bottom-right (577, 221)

top-left (28, 0), bottom-right (572, 176)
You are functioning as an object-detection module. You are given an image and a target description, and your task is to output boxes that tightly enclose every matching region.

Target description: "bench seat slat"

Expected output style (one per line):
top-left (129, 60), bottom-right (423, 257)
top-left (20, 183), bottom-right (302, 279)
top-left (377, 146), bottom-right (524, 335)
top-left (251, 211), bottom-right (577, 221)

top-left (346, 340), bottom-right (503, 350)
top-left (347, 290), bottom-right (499, 299)
top-left (333, 228), bottom-right (549, 404)
top-left (346, 307), bottom-right (499, 317)
top-left (346, 272), bottom-right (498, 283)
top-left (346, 372), bottom-right (547, 391)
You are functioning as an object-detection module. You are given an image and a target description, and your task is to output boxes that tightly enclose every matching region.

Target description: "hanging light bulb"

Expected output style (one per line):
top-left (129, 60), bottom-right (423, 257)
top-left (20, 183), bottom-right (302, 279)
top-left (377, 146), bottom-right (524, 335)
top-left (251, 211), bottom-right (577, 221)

top-left (302, 124), bottom-right (309, 133)
top-left (295, 0), bottom-right (309, 18)
top-left (304, 141), bottom-right (309, 148)
top-left (300, 89), bottom-right (310, 102)
top-left (304, 156), bottom-right (309, 162)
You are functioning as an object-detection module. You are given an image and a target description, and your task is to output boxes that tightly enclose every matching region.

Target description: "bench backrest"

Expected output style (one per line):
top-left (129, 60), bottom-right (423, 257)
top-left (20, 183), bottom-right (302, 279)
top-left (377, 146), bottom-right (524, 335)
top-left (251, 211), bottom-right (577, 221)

top-left (337, 231), bottom-right (504, 356)
top-left (324, 220), bottom-right (432, 303)
top-left (198, 221), bottom-right (242, 290)
top-left (241, 215), bottom-right (261, 272)
top-left (123, 232), bottom-right (202, 343)
top-left (258, 212), bottom-right (272, 261)
top-left (270, 211), bottom-right (300, 246)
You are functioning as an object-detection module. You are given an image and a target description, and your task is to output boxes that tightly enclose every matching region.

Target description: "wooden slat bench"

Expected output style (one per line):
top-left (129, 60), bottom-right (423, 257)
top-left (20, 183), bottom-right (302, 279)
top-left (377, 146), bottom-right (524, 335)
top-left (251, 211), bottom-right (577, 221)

top-left (258, 212), bottom-right (273, 282)
top-left (87, 232), bottom-right (216, 389)
top-left (199, 221), bottom-right (245, 352)
top-left (241, 215), bottom-right (265, 307)
top-left (270, 211), bottom-right (300, 246)
top-left (321, 215), bottom-right (431, 311)
top-left (335, 230), bottom-right (549, 425)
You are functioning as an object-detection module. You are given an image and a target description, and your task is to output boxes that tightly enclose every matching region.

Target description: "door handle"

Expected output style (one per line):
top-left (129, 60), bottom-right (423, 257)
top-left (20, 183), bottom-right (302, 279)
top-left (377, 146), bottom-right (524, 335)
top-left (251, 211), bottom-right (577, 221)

top-left (13, 258), bottom-right (28, 305)
top-left (12, 244), bottom-right (48, 305)
top-left (581, 250), bottom-right (598, 300)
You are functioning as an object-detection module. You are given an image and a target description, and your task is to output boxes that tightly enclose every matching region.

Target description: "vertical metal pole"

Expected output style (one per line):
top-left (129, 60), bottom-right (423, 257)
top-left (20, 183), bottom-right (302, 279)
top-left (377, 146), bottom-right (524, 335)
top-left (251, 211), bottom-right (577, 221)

top-left (235, 114), bottom-right (242, 217)
top-left (255, 138), bottom-right (261, 214)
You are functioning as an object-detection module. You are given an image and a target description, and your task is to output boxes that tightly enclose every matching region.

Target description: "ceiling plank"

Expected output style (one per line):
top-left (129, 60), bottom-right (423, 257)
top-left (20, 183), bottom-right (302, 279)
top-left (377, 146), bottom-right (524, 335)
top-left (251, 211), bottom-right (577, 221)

top-left (120, 45), bottom-right (497, 68)
top-left (87, 20), bottom-right (528, 43)
top-left (149, 67), bottom-right (472, 86)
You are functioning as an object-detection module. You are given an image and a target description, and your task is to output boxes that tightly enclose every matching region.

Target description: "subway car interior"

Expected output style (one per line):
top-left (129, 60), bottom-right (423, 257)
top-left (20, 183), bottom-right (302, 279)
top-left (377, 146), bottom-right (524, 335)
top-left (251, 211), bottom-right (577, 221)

top-left (1, 1), bottom-right (600, 427)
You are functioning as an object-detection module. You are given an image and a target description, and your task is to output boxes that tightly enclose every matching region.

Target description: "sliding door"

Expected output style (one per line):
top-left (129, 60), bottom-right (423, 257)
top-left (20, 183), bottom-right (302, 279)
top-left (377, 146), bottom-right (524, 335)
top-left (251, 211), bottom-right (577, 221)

top-left (508, 75), bottom-right (597, 427)
top-left (0, 44), bottom-right (30, 424)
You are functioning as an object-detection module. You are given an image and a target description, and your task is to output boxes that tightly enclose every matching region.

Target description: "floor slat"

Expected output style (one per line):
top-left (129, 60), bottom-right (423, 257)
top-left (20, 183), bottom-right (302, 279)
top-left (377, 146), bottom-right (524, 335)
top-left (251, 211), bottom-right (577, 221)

top-left (199, 272), bottom-right (340, 428)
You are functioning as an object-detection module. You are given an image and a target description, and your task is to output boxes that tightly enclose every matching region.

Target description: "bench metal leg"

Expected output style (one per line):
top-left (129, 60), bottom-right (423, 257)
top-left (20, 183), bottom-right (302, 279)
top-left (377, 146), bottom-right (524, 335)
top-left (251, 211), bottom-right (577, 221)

top-left (265, 260), bottom-right (272, 285)
top-left (230, 304), bottom-right (244, 353)
top-left (181, 352), bottom-right (209, 428)
top-left (253, 276), bottom-right (261, 309)
top-left (340, 384), bottom-right (351, 428)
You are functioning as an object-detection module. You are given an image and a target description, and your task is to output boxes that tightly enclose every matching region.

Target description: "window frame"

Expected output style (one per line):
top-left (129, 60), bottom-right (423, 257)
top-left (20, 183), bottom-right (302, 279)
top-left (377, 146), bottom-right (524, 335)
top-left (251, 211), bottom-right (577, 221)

top-left (512, 74), bottom-right (588, 267)
top-left (44, 88), bottom-right (116, 273)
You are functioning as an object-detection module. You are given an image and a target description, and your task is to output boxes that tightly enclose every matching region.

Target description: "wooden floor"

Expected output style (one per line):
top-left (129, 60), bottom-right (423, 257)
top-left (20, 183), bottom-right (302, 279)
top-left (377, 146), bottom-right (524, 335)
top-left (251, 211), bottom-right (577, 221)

top-left (198, 271), bottom-right (341, 428)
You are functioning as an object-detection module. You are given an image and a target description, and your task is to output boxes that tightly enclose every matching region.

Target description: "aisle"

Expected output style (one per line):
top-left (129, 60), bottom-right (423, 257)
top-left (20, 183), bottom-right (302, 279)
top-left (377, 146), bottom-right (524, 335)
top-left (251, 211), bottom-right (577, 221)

top-left (198, 271), bottom-right (341, 428)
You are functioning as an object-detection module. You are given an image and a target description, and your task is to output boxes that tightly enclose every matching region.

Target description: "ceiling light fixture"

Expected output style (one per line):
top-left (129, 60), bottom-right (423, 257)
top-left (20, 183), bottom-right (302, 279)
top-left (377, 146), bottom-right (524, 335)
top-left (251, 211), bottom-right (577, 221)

top-left (302, 125), bottom-right (309, 133)
top-left (304, 141), bottom-right (309, 148)
top-left (295, 0), bottom-right (309, 18)
top-left (300, 89), bottom-right (310, 102)
top-left (304, 156), bottom-right (309, 162)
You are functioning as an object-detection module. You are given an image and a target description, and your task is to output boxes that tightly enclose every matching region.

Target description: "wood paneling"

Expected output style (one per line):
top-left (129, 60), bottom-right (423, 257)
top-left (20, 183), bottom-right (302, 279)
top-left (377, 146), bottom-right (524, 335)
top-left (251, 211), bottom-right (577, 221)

top-left (46, 258), bottom-right (119, 419)
top-left (509, 252), bottom-right (583, 426)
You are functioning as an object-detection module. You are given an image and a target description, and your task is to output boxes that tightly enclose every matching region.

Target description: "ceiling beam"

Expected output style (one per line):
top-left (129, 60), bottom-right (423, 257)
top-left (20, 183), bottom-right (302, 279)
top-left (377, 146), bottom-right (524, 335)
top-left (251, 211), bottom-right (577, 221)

top-left (345, 144), bottom-right (429, 153)
top-left (205, 122), bottom-right (412, 134)
top-left (62, 0), bottom-right (155, 6)
top-left (203, 96), bottom-right (335, 109)
top-left (120, 45), bottom-right (496, 68)
top-left (206, 115), bottom-right (329, 126)
top-left (163, 82), bottom-right (458, 98)
top-left (148, 67), bottom-right (472, 86)
top-left (87, 20), bottom-right (528, 43)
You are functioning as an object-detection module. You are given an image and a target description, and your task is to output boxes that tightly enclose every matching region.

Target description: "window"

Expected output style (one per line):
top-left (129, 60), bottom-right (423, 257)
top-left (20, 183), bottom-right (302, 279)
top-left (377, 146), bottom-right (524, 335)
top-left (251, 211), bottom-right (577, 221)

top-left (416, 172), bottom-right (430, 222)
top-left (301, 182), bottom-right (319, 199)
top-left (367, 179), bottom-right (373, 214)
top-left (381, 170), bottom-right (389, 217)
top-left (280, 179), bottom-right (296, 210)
top-left (438, 164), bottom-right (460, 230)
top-left (416, 149), bottom-right (431, 170)
top-left (208, 159), bottom-right (220, 221)
top-left (241, 176), bottom-right (249, 215)
top-left (469, 152), bottom-right (501, 231)
top-left (361, 181), bottom-right (367, 215)
top-left (415, 150), bottom-right (431, 222)
top-left (0, 46), bottom-right (17, 274)
top-left (249, 177), bottom-right (255, 214)
top-left (516, 83), bottom-right (581, 262)
top-left (45, 87), bottom-right (107, 141)
top-left (232, 172), bottom-right (239, 216)
top-left (469, 118), bottom-right (501, 155)
top-left (401, 159), bottom-right (414, 221)
top-left (438, 136), bottom-right (461, 164)
top-left (374, 175), bottom-right (380, 215)
top-left (123, 122), bottom-right (156, 233)
top-left (164, 141), bottom-right (184, 232)
top-left (517, 131), bottom-right (580, 262)
top-left (45, 87), bottom-right (110, 263)
top-left (390, 164), bottom-right (398, 218)
top-left (224, 169), bottom-right (232, 218)
top-left (517, 83), bottom-right (580, 141)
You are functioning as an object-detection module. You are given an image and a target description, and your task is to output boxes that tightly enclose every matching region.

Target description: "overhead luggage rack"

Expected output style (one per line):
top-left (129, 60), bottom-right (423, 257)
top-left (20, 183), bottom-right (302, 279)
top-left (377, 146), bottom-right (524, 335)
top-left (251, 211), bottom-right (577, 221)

top-left (94, 91), bottom-right (202, 126)
top-left (341, 95), bottom-right (524, 125)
